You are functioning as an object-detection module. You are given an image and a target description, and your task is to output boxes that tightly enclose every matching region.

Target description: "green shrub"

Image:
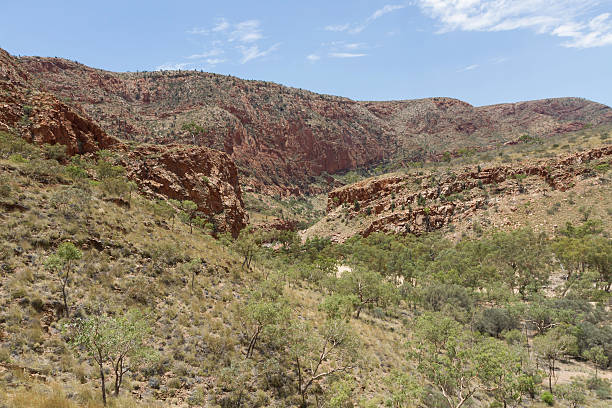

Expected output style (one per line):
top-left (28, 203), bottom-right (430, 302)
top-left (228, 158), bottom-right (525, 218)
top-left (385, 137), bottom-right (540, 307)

top-left (586, 377), bottom-right (611, 400)
top-left (475, 308), bottom-right (517, 338)
top-left (9, 153), bottom-right (28, 163)
top-left (421, 284), bottom-right (473, 313)
top-left (541, 391), bottom-right (554, 406)
top-left (43, 143), bottom-right (67, 162)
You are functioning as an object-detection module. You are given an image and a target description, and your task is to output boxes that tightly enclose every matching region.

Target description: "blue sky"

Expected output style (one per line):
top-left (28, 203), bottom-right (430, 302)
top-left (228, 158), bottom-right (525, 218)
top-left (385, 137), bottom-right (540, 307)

top-left (2, 1), bottom-right (612, 106)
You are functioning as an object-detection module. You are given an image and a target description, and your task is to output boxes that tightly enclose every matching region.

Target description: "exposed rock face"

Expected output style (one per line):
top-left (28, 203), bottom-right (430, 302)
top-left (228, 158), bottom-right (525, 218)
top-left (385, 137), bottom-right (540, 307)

top-left (125, 145), bottom-right (248, 237)
top-left (322, 145), bottom-right (612, 239)
top-left (18, 56), bottom-right (612, 195)
top-left (0, 48), bottom-right (116, 153)
top-left (0, 48), bottom-right (248, 236)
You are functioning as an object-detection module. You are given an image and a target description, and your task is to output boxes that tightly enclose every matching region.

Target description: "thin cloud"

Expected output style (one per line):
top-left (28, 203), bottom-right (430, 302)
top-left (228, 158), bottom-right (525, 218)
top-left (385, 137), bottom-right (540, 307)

top-left (230, 20), bottom-right (263, 43)
top-left (369, 4), bottom-right (406, 21)
top-left (345, 42), bottom-right (366, 50)
top-left (205, 58), bottom-right (226, 65)
top-left (186, 49), bottom-right (223, 59)
top-left (212, 18), bottom-right (230, 32)
top-left (491, 56), bottom-right (509, 64)
top-left (239, 43), bottom-right (281, 63)
top-left (307, 54), bottom-right (321, 61)
top-left (183, 18), bottom-right (280, 65)
top-left (156, 62), bottom-right (192, 71)
top-left (324, 24), bottom-right (350, 32)
top-left (457, 64), bottom-right (479, 72)
top-left (325, 3), bottom-right (406, 35)
top-left (329, 52), bottom-right (367, 58)
top-left (417, 0), bottom-right (612, 48)
top-left (187, 27), bottom-right (209, 35)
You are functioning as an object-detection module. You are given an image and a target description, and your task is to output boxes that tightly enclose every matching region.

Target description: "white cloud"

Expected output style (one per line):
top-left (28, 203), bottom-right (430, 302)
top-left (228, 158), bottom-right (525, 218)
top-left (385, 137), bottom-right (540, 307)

top-left (329, 52), bottom-right (367, 58)
top-left (324, 3), bottom-right (406, 35)
top-left (325, 24), bottom-right (350, 32)
top-left (491, 56), bottom-right (509, 64)
top-left (458, 64), bottom-right (479, 72)
top-left (239, 43), bottom-right (281, 63)
top-left (182, 18), bottom-right (280, 65)
top-left (187, 27), bottom-right (209, 35)
top-left (348, 25), bottom-right (367, 34)
top-left (186, 49), bottom-right (223, 59)
top-left (307, 54), bottom-right (321, 61)
top-left (212, 18), bottom-right (230, 32)
top-left (205, 58), bottom-right (226, 65)
top-left (230, 20), bottom-right (263, 43)
top-left (345, 42), bottom-right (366, 50)
top-left (416, 0), bottom-right (612, 48)
top-left (369, 4), bottom-right (406, 21)
top-left (156, 62), bottom-right (192, 71)
top-left (558, 13), bottom-right (612, 48)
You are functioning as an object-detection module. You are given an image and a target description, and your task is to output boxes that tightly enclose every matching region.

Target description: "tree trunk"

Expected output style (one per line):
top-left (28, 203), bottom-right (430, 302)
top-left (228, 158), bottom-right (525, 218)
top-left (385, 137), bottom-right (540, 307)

top-left (62, 271), bottom-right (70, 317)
top-left (100, 363), bottom-right (107, 405)
top-left (246, 327), bottom-right (260, 359)
top-left (114, 364), bottom-right (120, 396)
top-left (548, 367), bottom-right (553, 393)
top-left (296, 357), bottom-right (306, 407)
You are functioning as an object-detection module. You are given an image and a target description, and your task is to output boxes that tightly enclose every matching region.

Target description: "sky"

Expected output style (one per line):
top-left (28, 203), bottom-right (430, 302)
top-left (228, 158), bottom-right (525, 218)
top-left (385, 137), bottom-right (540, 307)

top-left (1, 0), bottom-right (612, 107)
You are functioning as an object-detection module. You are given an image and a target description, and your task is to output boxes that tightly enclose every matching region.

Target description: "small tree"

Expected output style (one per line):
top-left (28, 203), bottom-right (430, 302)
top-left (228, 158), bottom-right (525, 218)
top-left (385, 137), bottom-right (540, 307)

top-left (334, 265), bottom-right (398, 318)
top-left (291, 318), bottom-right (358, 406)
top-left (384, 371), bottom-right (423, 408)
top-left (66, 310), bottom-right (153, 405)
top-left (557, 379), bottom-right (586, 408)
top-left (153, 199), bottom-right (176, 228)
top-left (239, 282), bottom-right (290, 359)
top-left (182, 122), bottom-right (205, 144)
top-left (533, 330), bottom-right (572, 393)
top-left (126, 181), bottom-right (138, 204)
top-left (44, 242), bottom-right (82, 317)
top-left (411, 313), bottom-right (527, 408)
top-left (107, 310), bottom-right (154, 396)
top-left (182, 257), bottom-right (205, 294)
top-left (583, 345), bottom-right (608, 379)
top-left (178, 200), bottom-right (199, 234)
top-left (234, 227), bottom-right (260, 270)
top-left (66, 314), bottom-right (113, 405)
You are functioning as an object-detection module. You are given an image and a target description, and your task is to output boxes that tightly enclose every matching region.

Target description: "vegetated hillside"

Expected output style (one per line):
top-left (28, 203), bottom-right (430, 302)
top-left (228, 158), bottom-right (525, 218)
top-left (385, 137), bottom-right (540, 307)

top-left (18, 52), bottom-right (612, 195)
top-left (305, 126), bottom-right (612, 242)
top-left (0, 48), bottom-right (247, 236)
top-left (1, 132), bottom-right (611, 408)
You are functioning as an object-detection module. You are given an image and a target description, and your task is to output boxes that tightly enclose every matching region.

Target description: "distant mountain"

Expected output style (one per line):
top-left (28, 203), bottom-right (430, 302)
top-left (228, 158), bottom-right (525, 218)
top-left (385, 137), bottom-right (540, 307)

top-left (14, 52), bottom-right (612, 195)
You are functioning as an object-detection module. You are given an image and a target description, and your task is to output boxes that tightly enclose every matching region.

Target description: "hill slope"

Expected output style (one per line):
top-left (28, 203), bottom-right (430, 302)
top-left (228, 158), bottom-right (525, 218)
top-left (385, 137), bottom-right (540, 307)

top-left (18, 54), bottom-right (612, 195)
top-left (0, 49), bottom-right (247, 235)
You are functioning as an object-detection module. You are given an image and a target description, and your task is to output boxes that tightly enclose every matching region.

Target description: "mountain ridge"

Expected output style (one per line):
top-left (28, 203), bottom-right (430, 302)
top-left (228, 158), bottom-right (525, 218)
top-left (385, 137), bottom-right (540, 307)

top-left (17, 53), bottom-right (612, 195)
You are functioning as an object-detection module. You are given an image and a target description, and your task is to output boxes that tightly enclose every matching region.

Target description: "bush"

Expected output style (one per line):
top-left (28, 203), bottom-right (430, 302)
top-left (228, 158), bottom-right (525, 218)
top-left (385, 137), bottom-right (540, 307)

top-left (9, 153), bottom-right (28, 163)
top-left (421, 283), bottom-right (473, 313)
top-left (541, 391), bottom-right (554, 406)
top-left (43, 143), bottom-right (67, 162)
top-left (65, 164), bottom-right (88, 180)
top-left (586, 377), bottom-right (611, 400)
top-left (475, 308), bottom-right (517, 338)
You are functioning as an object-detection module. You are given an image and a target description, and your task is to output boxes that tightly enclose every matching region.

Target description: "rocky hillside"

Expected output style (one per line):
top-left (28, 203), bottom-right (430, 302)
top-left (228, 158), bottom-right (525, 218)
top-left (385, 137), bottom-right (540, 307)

top-left (0, 49), bottom-right (247, 236)
top-left (305, 143), bottom-right (612, 242)
top-left (18, 54), bottom-right (612, 195)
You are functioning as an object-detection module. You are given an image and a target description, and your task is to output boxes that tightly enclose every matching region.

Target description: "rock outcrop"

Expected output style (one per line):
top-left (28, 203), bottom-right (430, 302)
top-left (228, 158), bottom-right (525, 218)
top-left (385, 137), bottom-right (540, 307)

top-left (315, 145), bottom-right (612, 240)
top-left (18, 55), bottom-right (612, 195)
top-left (125, 144), bottom-right (248, 236)
top-left (0, 48), bottom-right (248, 236)
top-left (0, 48), bottom-right (116, 154)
